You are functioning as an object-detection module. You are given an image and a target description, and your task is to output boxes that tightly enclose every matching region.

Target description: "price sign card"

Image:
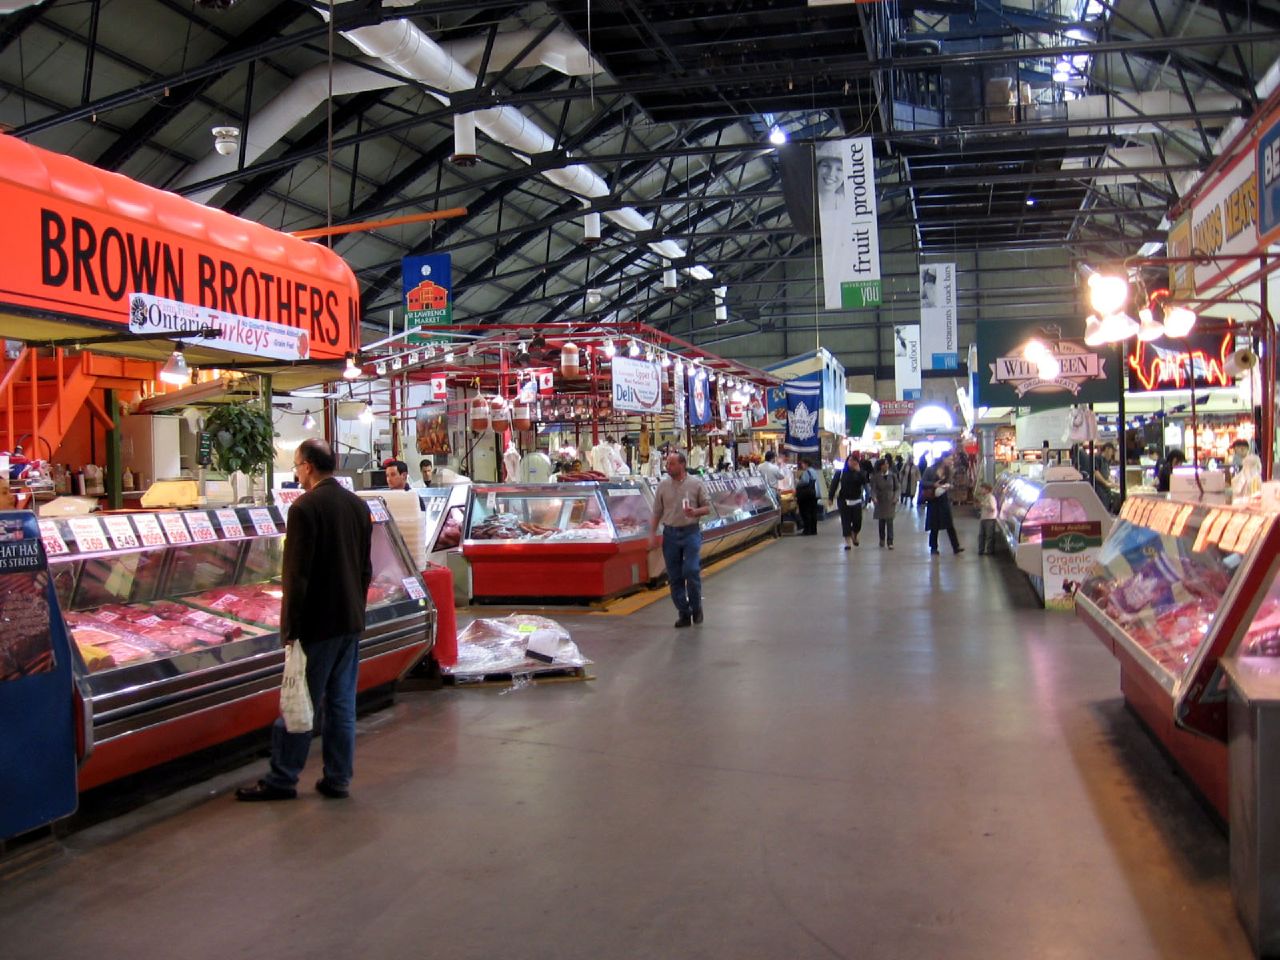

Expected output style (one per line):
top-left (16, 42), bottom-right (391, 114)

top-left (67, 517), bottom-right (109, 553)
top-left (215, 509), bottom-right (245, 539)
top-left (103, 515), bottom-right (139, 549)
top-left (37, 520), bottom-right (69, 557)
top-left (132, 514), bottom-right (166, 547)
top-left (248, 508), bottom-right (278, 536)
top-left (402, 577), bottom-right (427, 600)
top-left (367, 501), bottom-right (391, 523)
top-left (185, 512), bottom-right (218, 543)
top-left (159, 513), bottom-right (192, 544)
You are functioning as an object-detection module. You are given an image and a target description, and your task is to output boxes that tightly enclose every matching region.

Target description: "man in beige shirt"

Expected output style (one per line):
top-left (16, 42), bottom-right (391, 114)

top-left (648, 451), bottom-right (712, 628)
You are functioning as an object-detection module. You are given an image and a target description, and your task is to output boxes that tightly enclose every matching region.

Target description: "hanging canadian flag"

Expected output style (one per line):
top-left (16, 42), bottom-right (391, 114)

top-left (533, 367), bottom-right (555, 395)
top-left (430, 375), bottom-right (448, 401)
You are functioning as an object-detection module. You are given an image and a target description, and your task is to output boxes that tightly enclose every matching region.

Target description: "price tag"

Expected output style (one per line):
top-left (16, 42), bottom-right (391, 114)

top-left (1239, 515), bottom-right (1267, 555)
top-left (159, 513), bottom-right (192, 544)
top-left (185, 512), bottom-right (219, 543)
top-left (135, 615), bottom-right (163, 627)
top-left (68, 517), bottom-right (110, 553)
top-left (486, 491), bottom-right (498, 510)
top-left (247, 508), bottom-right (278, 536)
top-left (1171, 504), bottom-right (1196, 537)
top-left (103, 515), bottom-right (139, 549)
top-left (401, 577), bottom-right (426, 600)
top-left (366, 501), bottom-right (391, 523)
top-left (1219, 513), bottom-right (1250, 554)
top-left (215, 509), bottom-right (245, 539)
top-left (132, 513), bottom-right (167, 547)
top-left (611, 488), bottom-right (641, 497)
top-left (38, 519), bottom-right (69, 556)
top-left (95, 609), bottom-right (120, 623)
top-left (276, 489), bottom-right (304, 514)
top-left (335, 476), bottom-right (354, 491)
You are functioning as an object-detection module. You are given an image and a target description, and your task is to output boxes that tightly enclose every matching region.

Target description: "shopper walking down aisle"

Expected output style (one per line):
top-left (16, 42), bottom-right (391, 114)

top-left (923, 455), bottom-right (963, 556)
top-left (649, 451), bottom-right (712, 628)
top-left (976, 481), bottom-right (999, 555)
top-left (794, 457), bottom-right (822, 536)
top-left (826, 454), bottom-right (867, 550)
top-left (237, 439), bottom-right (373, 802)
top-left (915, 454), bottom-right (930, 507)
top-left (901, 455), bottom-right (920, 506)
top-left (870, 458), bottom-right (900, 549)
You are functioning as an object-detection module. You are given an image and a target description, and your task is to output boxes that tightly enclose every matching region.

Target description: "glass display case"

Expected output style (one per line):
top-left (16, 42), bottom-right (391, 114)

top-left (465, 483), bottom-right (613, 543)
top-left (600, 482), bottom-right (654, 540)
top-left (1075, 494), bottom-right (1280, 818)
top-left (992, 471), bottom-right (1112, 581)
top-left (417, 484), bottom-right (470, 553)
top-left (37, 505), bottom-right (434, 790)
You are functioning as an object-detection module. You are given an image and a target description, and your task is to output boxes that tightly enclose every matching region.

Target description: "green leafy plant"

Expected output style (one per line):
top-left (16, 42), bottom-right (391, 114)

top-left (203, 401), bottom-right (276, 479)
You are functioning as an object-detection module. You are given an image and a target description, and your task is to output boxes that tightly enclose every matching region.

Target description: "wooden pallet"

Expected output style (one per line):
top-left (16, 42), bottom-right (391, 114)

top-left (442, 665), bottom-right (594, 688)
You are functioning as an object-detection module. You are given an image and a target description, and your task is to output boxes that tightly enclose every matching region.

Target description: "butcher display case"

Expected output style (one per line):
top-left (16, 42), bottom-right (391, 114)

top-left (699, 475), bottom-right (779, 559)
top-left (1075, 495), bottom-right (1280, 819)
top-left (993, 468), bottom-right (1113, 594)
top-left (37, 504), bottom-right (434, 790)
top-left (418, 484), bottom-right (470, 554)
top-left (462, 482), bottom-right (652, 602)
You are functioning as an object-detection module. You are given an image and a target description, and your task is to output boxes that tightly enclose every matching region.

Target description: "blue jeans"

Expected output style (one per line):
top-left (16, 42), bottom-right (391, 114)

top-left (265, 632), bottom-right (360, 790)
top-left (662, 524), bottom-right (703, 618)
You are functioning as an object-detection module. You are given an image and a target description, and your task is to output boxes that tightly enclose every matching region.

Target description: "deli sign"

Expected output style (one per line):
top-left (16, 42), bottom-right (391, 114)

top-left (610, 355), bottom-right (662, 414)
top-left (0, 133), bottom-right (360, 360)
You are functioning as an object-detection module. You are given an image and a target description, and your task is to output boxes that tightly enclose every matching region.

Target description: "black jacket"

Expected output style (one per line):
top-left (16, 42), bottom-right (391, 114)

top-left (828, 466), bottom-right (867, 504)
top-left (281, 477), bottom-right (374, 646)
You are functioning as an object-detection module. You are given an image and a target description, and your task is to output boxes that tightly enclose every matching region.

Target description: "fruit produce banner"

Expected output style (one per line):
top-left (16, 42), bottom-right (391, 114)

top-left (1041, 522), bottom-right (1103, 611)
top-left (129, 292), bottom-right (310, 361)
top-left (817, 137), bottom-right (882, 309)
top-left (894, 324), bottom-right (921, 399)
top-left (976, 319), bottom-right (1120, 410)
top-left (403, 253), bottom-right (451, 343)
top-left (611, 355), bottom-right (663, 414)
top-left (687, 367), bottom-right (712, 426)
top-left (919, 263), bottom-right (958, 370)
top-left (784, 380), bottom-right (822, 453)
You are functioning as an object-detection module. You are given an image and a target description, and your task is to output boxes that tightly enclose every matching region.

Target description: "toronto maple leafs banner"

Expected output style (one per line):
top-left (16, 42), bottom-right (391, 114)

top-left (784, 380), bottom-right (822, 453)
top-left (687, 367), bottom-right (712, 426)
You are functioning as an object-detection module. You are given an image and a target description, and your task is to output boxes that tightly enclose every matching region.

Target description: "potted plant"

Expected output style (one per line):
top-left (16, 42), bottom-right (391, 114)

top-left (203, 401), bottom-right (276, 503)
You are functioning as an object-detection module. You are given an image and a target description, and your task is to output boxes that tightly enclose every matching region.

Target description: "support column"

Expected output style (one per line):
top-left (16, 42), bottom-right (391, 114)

top-left (104, 388), bottom-right (122, 510)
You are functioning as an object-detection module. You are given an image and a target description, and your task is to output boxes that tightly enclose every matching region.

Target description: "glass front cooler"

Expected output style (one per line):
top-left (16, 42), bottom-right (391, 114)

top-left (39, 504), bottom-right (434, 790)
top-left (993, 474), bottom-right (1111, 582)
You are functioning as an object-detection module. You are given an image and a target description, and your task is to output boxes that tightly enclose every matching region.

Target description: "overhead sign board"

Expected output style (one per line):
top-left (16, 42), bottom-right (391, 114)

top-left (129, 292), bottom-right (311, 361)
top-left (976, 320), bottom-right (1119, 410)
top-left (402, 253), bottom-right (452, 343)
top-left (610, 356), bottom-right (663, 414)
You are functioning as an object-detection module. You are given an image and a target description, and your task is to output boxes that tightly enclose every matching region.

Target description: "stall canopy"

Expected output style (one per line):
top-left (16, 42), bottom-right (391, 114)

top-left (0, 133), bottom-right (361, 390)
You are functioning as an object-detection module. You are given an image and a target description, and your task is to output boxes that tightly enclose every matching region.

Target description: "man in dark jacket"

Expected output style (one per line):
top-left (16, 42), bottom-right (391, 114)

top-left (237, 438), bottom-right (373, 802)
top-left (924, 456), bottom-right (964, 556)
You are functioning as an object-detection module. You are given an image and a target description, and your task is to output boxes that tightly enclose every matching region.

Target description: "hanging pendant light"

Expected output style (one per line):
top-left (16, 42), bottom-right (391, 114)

top-left (159, 348), bottom-right (189, 385)
top-left (301, 410), bottom-right (317, 431)
top-left (1099, 312), bottom-right (1139, 343)
top-left (358, 403), bottom-right (375, 424)
top-left (343, 355), bottom-right (362, 380)
top-left (1137, 308), bottom-right (1165, 342)
top-left (1163, 305), bottom-right (1197, 338)
top-left (1083, 314), bottom-right (1106, 347)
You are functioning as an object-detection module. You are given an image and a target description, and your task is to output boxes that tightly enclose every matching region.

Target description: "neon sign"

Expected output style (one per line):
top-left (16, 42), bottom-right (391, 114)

top-left (1126, 332), bottom-right (1234, 391)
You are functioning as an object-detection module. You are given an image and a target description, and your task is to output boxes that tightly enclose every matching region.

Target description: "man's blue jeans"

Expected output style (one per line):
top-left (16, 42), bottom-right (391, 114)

top-left (662, 524), bottom-right (703, 618)
top-left (265, 632), bottom-right (360, 790)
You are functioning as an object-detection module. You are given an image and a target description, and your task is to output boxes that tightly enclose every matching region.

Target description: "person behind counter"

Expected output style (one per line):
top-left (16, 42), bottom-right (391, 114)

top-left (384, 460), bottom-right (411, 491)
top-left (420, 459), bottom-right (434, 486)
top-left (1156, 449), bottom-right (1185, 493)
top-left (648, 451), bottom-right (712, 629)
top-left (758, 449), bottom-right (784, 494)
top-left (237, 438), bottom-right (372, 803)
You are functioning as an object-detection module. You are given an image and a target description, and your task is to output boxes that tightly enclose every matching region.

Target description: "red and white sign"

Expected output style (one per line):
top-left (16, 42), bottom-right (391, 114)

top-left (430, 375), bottom-right (448, 401)
top-left (532, 368), bottom-right (555, 395)
top-left (215, 509), bottom-right (245, 538)
top-left (132, 513), bottom-right (166, 547)
top-left (402, 577), bottom-right (427, 600)
top-left (159, 512), bottom-right (192, 544)
top-left (38, 520), bottom-right (68, 556)
top-left (103, 515), bottom-right (139, 550)
top-left (185, 512), bottom-right (218, 542)
top-left (878, 399), bottom-right (917, 419)
top-left (247, 508), bottom-right (278, 536)
top-left (68, 517), bottom-right (109, 553)
top-left (1188, 149), bottom-right (1257, 293)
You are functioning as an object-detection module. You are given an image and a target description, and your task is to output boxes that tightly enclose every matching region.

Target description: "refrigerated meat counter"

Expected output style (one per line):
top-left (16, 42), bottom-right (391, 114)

top-left (35, 503), bottom-right (433, 790)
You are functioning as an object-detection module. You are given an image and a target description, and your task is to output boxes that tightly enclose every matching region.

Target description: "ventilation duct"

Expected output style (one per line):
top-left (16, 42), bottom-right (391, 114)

top-left (452, 113), bottom-right (477, 165)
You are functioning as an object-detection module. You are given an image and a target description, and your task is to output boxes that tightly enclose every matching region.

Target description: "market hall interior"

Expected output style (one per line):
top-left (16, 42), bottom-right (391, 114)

top-left (0, 513), bottom-right (1249, 960)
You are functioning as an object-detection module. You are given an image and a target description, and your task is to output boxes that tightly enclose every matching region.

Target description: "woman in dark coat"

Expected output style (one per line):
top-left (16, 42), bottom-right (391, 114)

top-left (827, 454), bottom-right (868, 550)
top-left (923, 456), bottom-right (963, 555)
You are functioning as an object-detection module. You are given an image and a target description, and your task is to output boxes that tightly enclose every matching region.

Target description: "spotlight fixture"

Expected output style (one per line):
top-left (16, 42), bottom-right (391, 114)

top-left (358, 403), bottom-right (374, 424)
top-left (1163, 305), bottom-right (1197, 338)
top-left (769, 126), bottom-right (787, 146)
top-left (604, 340), bottom-right (617, 358)
top-left (661, 354), bottom-right (672, 368)
top-left (343, 355), bottom-right (362, 380)
top-left (1137, 308), bottom-right (1165, 342)
top-left (159, 348), bottom-right (189, 386)
top-left (628, 340), bottom-right (641, 357)
top-left (375, 362), bottom-right (387, 377)
top-left (1087, 272), bottom-right (1129, 316)
top-left (1083, 314), bottom-right (1106, 347)
top-left (301, 411), bottom-right (317, 430)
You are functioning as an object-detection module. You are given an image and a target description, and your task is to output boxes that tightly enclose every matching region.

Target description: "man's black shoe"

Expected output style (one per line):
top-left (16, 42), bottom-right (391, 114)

top-left (692, 610), bottom-right (704, 625)
top-left (674, 616), bottom-right (693, 628)
top-left (315, 779), bottom-right (350, 800)
top-left (235, 781), bottom-right (297, 802)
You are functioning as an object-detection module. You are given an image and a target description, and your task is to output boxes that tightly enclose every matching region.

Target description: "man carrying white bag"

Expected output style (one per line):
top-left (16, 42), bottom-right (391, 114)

top-left (237, 438), bottom-right (373, 802)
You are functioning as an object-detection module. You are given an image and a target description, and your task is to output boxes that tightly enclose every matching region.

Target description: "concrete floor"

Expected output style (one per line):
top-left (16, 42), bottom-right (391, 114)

top-left (0, 508), bottom-right (1253, 959)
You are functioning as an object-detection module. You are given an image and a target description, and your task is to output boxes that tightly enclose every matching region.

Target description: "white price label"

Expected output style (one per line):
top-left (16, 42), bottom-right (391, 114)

top-left (276, 489), bottom-right (304, 514)
top-left (68, 517), bottom-right (109, 553)
top-left (185, 512), bottom-right (218, 542)
top-left (132, 514), bottom-right (167, 547)
top-left (248, 508), bottom-right (278, 536)
top-left (486, 491), bottom-right (498, 510)
top-left (367, 501), bottom-right (391, 523)
top-left (103, 515), bottom-right (139, 549)
top-left (335, 476), bottom-right (355, 491)
top-left (215, 509), bottom-right (245, 538)
top-left (402, 577), bottom-right (427, 600)
top-left (38, 520), bottom-right (68, 556)
top-left (159, 513), bottom-right (192, 544)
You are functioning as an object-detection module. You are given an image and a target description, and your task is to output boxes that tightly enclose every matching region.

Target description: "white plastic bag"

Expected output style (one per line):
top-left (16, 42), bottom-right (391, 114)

top-left (280, 643), bottom-right (314, 733)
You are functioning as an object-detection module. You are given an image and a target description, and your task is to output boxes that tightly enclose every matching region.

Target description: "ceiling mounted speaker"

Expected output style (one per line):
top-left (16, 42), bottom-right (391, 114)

top-left (1225, 348), bottom-right (1259, 378)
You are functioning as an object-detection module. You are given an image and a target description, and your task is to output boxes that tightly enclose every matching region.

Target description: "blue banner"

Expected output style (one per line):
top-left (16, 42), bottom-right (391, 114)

top-left (784, 380), bottom-right (822, 453)
top-left (687, 368), bottom-right (711, 426)
top-left (402, 254), bottom-right (452, 342)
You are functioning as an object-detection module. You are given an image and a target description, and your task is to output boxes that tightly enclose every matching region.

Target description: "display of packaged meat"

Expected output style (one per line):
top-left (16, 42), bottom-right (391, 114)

top-left (183, 583), bottom-right (283, 628)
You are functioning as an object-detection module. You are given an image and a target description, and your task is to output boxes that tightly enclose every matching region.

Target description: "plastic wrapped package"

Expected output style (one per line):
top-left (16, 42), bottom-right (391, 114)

top-left (446, 613), bottom-right (590, 678)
